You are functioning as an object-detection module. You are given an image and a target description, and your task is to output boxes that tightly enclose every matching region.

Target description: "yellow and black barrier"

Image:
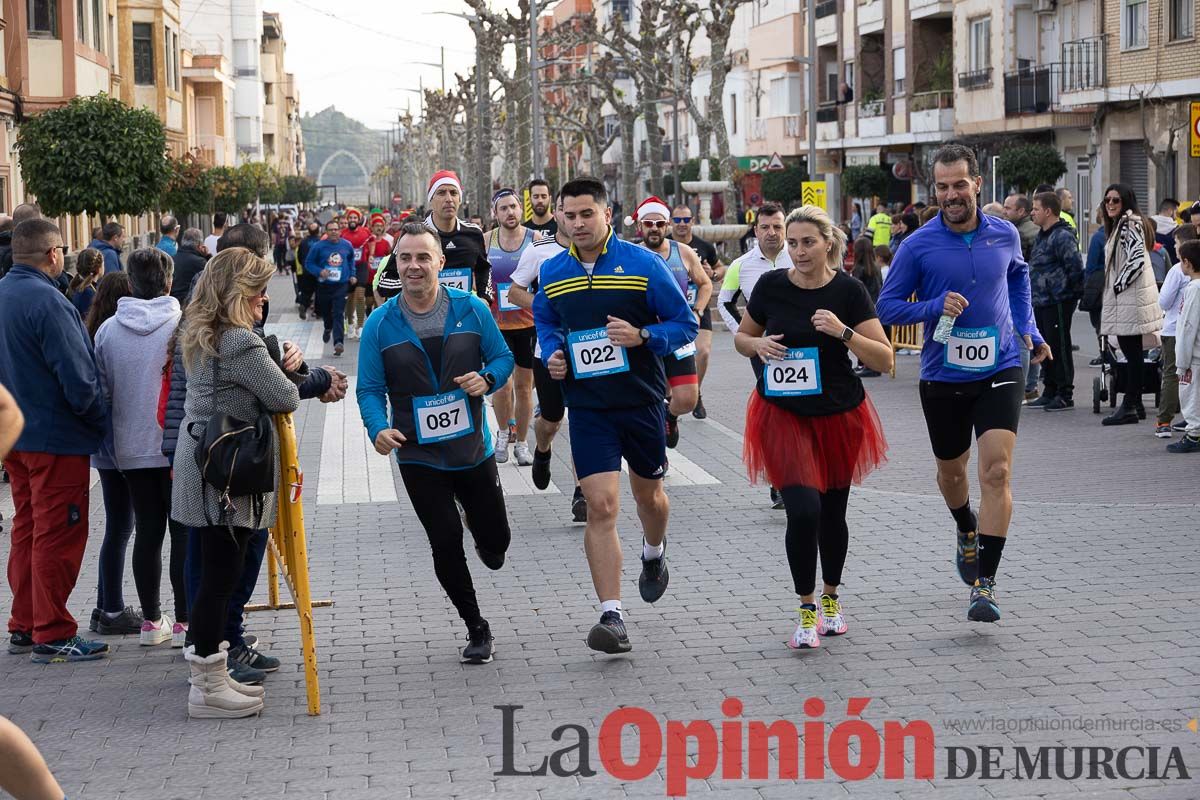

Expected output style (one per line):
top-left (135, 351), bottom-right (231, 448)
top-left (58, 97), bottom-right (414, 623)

top-left (887, 294), bottom-right (925, 379)
top-left (244, 413), bottom-right (333, 716)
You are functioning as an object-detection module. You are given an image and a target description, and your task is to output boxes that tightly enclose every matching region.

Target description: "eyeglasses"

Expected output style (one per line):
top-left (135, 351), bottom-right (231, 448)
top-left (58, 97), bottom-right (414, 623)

top-left (1104, 197), bottom-right (1122, 206)
top-left (672, 216), bottom-right (692, 224)
top-left (641, 220), bottom-right (668, 229)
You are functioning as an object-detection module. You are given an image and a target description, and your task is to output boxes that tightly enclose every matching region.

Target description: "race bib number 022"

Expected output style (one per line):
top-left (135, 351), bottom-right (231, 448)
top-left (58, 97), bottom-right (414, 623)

top-left (567, 327), bottom-right (629, 379)
top-left (764, 348), bottom-right (822, 396)
top-left (438, 267), bottom-right (473, 292)
top-left (412, 389), bottom-right (474, 444)
top-left (943, 326), bottom-right (999, 373)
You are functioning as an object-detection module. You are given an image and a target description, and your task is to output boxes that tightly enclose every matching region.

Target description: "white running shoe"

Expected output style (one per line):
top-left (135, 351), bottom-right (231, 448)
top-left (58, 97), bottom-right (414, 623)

top-left (171, 621), bottom-right (188, 648)
top-left (513, 442), bottom-right (534, 466)
top-left (788, 606), bottom-right (820, 649)
top-left (140, 614), bottom-right (173, 646)
top-left (494, 428), bottom-right (510, 463)
top-left (817, 594), bottom-right (848, 636)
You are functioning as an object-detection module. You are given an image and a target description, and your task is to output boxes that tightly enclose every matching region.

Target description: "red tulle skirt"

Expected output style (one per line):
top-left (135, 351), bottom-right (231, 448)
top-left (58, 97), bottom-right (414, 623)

top-left (743, 392), bottom-right (888, 493)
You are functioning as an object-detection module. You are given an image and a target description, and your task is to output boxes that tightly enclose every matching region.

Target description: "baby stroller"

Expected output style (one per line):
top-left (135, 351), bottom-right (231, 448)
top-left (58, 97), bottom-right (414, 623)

top-left (1091, 336), bottom-right (1162, 414)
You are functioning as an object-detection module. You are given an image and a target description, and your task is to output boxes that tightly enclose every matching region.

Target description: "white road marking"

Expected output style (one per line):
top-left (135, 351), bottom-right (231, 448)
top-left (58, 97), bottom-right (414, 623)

top-left (317, 376), bottom-right (398, 506)
top-left (483, 404), bottom-right (562, 495)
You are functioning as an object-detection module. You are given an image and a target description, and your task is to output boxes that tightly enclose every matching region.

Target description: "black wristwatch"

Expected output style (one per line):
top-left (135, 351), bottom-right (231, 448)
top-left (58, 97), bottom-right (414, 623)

top-left (482, 372), bottom-right (496, 389)
top-left (639, 328), bottom-right (651, 343)
top-left (840, 326), bottom-right (854, 342)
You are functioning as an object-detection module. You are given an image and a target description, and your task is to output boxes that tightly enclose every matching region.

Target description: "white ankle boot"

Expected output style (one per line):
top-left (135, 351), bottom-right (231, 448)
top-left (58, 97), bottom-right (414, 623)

top-left (218, 642), bottom-right (265, 698)
top-left (185, 646), bottom-right (264, 718)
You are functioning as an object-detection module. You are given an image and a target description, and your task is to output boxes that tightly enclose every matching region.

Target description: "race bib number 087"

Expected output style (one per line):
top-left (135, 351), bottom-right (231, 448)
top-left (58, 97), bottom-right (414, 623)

top-left (567, 327), bottom-right (629, 379)
top-left (412, 389), bottom-right (474, 444)
top-left (764, 348), bottom-right (822, 396)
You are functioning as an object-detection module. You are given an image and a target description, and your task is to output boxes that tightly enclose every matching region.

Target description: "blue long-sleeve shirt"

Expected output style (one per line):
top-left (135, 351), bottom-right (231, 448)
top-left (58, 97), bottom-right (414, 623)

top-left (304, 238), bottom-right (356, 284)
top-left (877, 210), bottom-right (1043, 383)
top-left (532, 229), bottom-right (699, 409)
top-left (1085, 227), bottom-right (1107, 276)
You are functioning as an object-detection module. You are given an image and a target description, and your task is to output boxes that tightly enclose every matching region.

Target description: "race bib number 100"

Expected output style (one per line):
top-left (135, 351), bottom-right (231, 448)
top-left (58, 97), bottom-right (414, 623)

top-left (943, 326), bottom-right (999, 373)
top-left (439, 267), bottom-right (473, 292)
top-left (764, 348), bottom-right (822, 396)
top-left (567, 327), bottom-right (629, 379)
top-left (412, 389), bottom-right (474, 444)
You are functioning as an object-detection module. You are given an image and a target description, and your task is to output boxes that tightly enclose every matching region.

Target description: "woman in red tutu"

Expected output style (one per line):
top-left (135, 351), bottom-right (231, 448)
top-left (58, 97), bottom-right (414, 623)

top-left (735, 204), bottom-right (893, 650)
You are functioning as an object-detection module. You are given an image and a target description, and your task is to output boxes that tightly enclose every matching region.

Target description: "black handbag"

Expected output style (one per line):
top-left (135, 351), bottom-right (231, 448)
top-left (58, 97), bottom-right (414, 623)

top-left (1079, 269), bottom-right (1105, 312)
top-left (187, 356), bottom-right (274, 524)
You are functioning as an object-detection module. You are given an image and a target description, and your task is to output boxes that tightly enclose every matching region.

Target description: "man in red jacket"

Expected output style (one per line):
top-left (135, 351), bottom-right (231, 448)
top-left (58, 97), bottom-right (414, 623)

top-left (341, 208), bottom-right (372, 338)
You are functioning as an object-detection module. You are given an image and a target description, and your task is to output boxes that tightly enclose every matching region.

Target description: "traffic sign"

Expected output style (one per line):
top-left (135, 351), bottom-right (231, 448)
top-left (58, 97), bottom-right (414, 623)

top-left (801, 181), bottom-right (827, 210)
top-left (1191, 101), bottom-right (1200, 158)
top-left (766, 152), bottom-right (786, 171)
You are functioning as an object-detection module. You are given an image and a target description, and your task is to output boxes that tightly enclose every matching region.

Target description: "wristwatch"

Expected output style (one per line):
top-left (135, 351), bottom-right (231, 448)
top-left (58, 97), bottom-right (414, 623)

top-left (840, 326), bottom-right (854, 342)
top-left (639, 328), bottom-right (651, 342)
top-left (482, 372), bottom-right (496, 389)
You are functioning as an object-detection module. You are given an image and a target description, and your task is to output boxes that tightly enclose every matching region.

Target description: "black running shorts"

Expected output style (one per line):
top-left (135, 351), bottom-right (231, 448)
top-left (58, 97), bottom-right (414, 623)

top-left (918, 366), bottom-right (1024, 461)
top-left (532, 357), bottom-right (565, 424)
top-left (501, 327), bottom-right (537, 370)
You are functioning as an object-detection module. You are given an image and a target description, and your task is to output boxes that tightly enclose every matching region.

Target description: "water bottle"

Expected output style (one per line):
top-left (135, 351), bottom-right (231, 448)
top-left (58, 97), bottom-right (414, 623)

top-left (932, 314), bottom-right (956, 344)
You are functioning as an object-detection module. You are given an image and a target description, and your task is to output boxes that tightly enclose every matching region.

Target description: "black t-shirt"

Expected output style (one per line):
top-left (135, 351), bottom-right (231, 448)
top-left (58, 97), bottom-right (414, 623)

top-left (527, 217), bottom-right (558, 237)
top-left (745, 269), bottom-right (877, 416)
top-left (425, 215), bottom-right (492, 302)
top-left (679, 234), bottom-right (718, 269)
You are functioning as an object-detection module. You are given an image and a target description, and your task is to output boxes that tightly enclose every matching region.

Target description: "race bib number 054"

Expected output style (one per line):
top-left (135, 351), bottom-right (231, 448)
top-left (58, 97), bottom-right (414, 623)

top-left (412, 389), bottom-right (474, 444)
top-left (764, 348), bottom-right (822, 397)
top-left (567, 327), bottom-right (629, 379)
top-left (943, 326), bottom-right (999, 373)
top-left (439, 267), bottom-right (473, 292)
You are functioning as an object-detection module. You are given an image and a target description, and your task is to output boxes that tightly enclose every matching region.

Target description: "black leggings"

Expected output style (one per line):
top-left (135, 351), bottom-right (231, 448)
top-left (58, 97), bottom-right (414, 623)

top-left (191, 525), bottom-right (253, 657)
top-left (780, 486), bottom-right (851, 597)
top-left (398, 458), bottom-right (511, 627)
top-left (96, 468), bottom-right (134, 614)
top-left (123, 467), bottom-right (188, 623)
top-left (1116, 334), bottom-right (1145, 406)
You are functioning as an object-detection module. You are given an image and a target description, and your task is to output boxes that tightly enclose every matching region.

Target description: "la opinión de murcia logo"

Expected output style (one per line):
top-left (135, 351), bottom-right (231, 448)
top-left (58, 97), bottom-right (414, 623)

top-left (495, 700), bottom-right (1193, 797)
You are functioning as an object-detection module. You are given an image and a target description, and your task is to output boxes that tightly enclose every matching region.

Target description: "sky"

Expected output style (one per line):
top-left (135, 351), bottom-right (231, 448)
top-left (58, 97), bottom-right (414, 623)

top-left (267, 0), bottom-right (525, 132)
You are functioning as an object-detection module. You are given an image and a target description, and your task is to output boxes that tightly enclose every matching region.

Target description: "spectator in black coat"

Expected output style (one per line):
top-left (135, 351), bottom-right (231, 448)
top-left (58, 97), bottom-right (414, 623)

top-left (169, 228), bottom-right (208, 305)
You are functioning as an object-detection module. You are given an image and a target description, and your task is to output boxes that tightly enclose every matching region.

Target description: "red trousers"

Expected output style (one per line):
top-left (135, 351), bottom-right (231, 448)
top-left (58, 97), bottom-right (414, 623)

top-left (5, 451), bottom-right (91, 644)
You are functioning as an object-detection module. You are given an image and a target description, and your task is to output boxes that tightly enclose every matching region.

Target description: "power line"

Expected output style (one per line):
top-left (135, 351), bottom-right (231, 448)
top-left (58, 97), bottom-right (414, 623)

top-left (287, 0), bottom-right (475, 55)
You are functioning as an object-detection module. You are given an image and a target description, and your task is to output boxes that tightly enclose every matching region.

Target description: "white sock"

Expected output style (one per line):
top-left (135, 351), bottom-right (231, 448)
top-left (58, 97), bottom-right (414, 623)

top-left (600, 600), bottom-right (622, 617)
top-left (643, 540), bottom-right (664, 560)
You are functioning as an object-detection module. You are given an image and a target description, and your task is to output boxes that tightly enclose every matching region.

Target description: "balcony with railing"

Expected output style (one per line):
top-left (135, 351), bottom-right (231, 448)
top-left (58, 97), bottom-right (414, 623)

top-left (958, 67), bottom-right (992, 90)
top-left (748, 115), bottom-right (806, 154)
top-left (910, 90), bottom-right (954, 133)
top-left (857, 97), bottom-right (886, 137)
top-left (815, 0), bottom-right (839, 42)
top-left (857, 0), bottom-right (884, 31)
top-left (1061, 35), bottom-right (1107, 93)
top-left (909, 0), bottom-right (952, 19)
top-left (1004, 63), bottom-right (1060, 115)
top-left (816, 102), bottom-right (840, 141)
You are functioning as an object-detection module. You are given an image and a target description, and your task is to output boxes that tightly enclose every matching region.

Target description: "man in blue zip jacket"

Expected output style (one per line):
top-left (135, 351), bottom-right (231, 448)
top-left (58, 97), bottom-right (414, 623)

top-left (358, 221), bottom-right (515, 665)
top-left (532, 177), bottom-right (698, 654)
top-left (304, 219), bottom-right (357, 355)
top-left (877, 144), bottom-right (1050, 624)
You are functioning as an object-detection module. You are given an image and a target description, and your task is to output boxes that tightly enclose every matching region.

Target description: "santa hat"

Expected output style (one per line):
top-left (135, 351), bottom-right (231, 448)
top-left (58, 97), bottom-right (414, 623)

top-left (623, 196), bottom-right (671, 228)
top-left (427, 170), bottom-right (462, 204)
top-left (369, 212), bottom-right (387, 228)
top-left (345, 207), bottom-right (363, 222)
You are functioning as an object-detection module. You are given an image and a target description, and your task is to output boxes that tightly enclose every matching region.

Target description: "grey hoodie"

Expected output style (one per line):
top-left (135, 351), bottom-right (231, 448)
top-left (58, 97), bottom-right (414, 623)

top-left (94, 295), bottom-right (181, 470)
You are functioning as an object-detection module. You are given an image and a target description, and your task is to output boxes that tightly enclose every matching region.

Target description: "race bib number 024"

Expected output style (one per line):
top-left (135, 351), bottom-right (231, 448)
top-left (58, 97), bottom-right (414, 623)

top-left (943, 326), bottom-right (999, 373)
top-left (439, 267), bottom-right (473, 292)
top-left (764, 348), bottom-right (822, 397)
top-left (412, 389), bottom-right (474, 444)
top-left (567, 327), bottom-right (629, 379)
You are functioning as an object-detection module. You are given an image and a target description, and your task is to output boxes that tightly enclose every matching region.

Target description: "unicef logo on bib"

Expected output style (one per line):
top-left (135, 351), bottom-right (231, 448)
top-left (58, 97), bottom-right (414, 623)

top-left (943, 326), bottom-right (999, 373)
top-left (438, 268), bottom-right (472, 292)
top-left (412, 389), bottom-right (474, 444)
top-left (567, 327), bottom-right (629, 379)
top-left (764, 348), bottom-right (822, 396)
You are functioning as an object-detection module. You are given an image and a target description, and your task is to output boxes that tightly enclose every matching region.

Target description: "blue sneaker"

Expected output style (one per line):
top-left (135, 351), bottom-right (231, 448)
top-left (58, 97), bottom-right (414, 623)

top-left (586, 611), bottom-right (632, 654)
top-left (968, 578), bottom-right (1000, 623)
top-left (30, 635), bottom-right (109, 663)
top-left (1166, 435), bottom-right (1200, 454)
top-left (955, 530), bottom-right (978, 586)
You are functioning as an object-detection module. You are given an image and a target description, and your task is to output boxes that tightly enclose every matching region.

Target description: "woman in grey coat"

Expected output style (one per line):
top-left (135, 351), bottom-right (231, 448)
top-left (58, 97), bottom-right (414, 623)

top-left (171, 248), bottom-right (300, 719)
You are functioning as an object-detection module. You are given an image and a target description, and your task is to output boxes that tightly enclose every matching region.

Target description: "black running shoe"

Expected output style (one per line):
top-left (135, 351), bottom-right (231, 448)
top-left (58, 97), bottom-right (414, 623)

top-left (968, 577), bottom-right (1001, 623)
top-left (665, 407), bottom-right (680, 449)
top-left (475, 545), bottom-right (505, 570)
top-left (96, 606), bottom-right (143, 635)
top-left (89, 607), bottom-right (100, 633)
top-left (638, 541), bottom-right (670, 603)
top-left (692, 395), bottom-right (707, 419)
top-left (531, 447), bottom-right (552, 490)
top-left (462, 620), bottom-right (494, 664)
top-left (322, 329), bottom-right (331, 344)
top-left (571, 487), bottom-right (588, 523)
top-left (586, 611), bottom-right (631, 654)
top-left (8, 631), bottom-right (33, 654)
top-left (955, 530), bottom-right (978, 586)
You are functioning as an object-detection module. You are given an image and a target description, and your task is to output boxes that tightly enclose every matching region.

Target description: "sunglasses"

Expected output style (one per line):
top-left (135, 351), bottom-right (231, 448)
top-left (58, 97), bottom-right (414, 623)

top-left (641, 220), bottom-right (669, 229)
top-left (672, 216), bottom-right (692, 223)
top-left (1104, 197), bottom-right (1122, 205)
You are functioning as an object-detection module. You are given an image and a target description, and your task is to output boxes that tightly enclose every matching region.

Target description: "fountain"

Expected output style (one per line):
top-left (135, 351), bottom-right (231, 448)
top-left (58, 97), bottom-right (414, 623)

top-left (680, 159), bottom-right (750, 243)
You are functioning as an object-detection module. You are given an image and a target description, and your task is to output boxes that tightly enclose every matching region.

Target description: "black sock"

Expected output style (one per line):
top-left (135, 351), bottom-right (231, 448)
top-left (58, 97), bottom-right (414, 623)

top-left (949, 502), bottom-right (977, 534)
top-left (977, 534), bottom-right (1006, 580)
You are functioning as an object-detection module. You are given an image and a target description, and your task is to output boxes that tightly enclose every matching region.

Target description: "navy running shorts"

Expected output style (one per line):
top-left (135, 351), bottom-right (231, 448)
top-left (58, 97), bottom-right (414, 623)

top-left (568, 404), bottom-right (668, 480)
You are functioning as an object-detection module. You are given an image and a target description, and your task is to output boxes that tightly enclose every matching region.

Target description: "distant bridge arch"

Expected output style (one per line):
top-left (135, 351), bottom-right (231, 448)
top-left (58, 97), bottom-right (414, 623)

top-left (316, 149), bottom-right (372, 188)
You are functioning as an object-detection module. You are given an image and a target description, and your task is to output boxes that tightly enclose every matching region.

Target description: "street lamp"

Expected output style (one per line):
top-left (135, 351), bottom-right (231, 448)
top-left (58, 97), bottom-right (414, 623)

top-left (428, 11), bottom-right (490, 211)
top-left (401, 46), bottom-right (446, 93)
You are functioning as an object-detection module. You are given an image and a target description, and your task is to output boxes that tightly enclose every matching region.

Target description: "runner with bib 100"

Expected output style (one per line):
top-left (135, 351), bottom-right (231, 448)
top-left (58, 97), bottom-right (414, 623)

top-left (735, 205), bottom-right (892, 651)
top-left (532, 177), bottom-right (698, 655)
top-left (876, 144), bottom-right (1050, 624)
top-left (357, 221), bottom-right (516, 666)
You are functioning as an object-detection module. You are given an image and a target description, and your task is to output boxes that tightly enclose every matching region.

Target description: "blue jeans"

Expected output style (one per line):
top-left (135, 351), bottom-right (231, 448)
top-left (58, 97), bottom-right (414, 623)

top-left (184, 526), bottom-right (268, 647)
top-left (316, 281), bottom-right (349, 345)
top-left (1020, 345), bottom-right (1040, 393)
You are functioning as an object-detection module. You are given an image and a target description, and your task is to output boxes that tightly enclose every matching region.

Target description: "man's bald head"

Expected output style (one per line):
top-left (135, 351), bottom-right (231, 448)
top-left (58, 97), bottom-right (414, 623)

top-left (12, 203), bottom-right (41, 225)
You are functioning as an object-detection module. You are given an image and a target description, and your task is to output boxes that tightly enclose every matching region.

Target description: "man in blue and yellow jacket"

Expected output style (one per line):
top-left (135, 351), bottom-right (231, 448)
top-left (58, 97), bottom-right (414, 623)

top-left (532, 177), bottom-right (697, 655)
top-left (357, 221), bottom-right (515, 666)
